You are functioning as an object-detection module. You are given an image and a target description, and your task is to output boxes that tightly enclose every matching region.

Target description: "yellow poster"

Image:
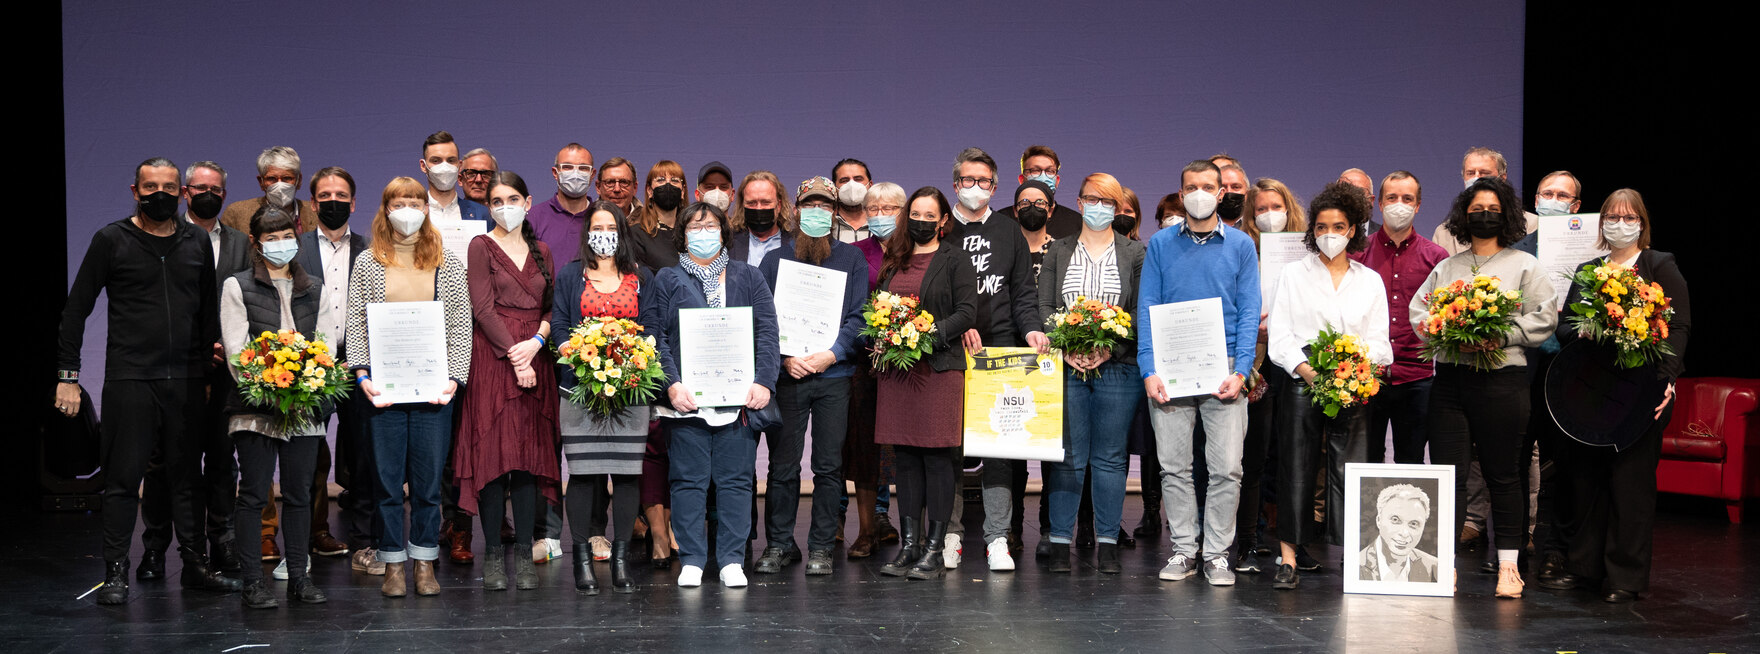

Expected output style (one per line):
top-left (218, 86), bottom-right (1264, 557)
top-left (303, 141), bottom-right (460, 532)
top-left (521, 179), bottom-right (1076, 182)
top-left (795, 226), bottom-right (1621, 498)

top-left (962, 347), bottom-right (1065, 461)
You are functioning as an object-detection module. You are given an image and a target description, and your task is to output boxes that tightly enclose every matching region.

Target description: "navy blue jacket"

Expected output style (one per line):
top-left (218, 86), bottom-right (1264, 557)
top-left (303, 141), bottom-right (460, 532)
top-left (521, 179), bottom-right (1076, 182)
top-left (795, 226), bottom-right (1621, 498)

top-left (460, 197), bottom-right (491, 224)
top-left (640, 259), bottom-right (781, 409)
top-left (757, 240), bottom-right (871, 379)
top-left (551, 260), bottom-right (655, 393)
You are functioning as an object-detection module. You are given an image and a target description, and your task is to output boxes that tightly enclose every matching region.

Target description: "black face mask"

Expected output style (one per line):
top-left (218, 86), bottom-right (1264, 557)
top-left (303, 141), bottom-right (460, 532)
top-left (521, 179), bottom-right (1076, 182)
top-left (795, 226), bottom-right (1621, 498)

top-left (188, 191), bottom-right (223, 220)
top-left (1015, 205), bottom-right (1048, 231)
top-left (744, 208), bottom-right (776, 234)
top-left (138, 191), bottom-right (179, 223)
top-left (318, 200), bottom-right (352, 230)
top-left (1112, 213), bottom-right (1138, 238)
top-left (1217, 192), bottom-right (1245, 222)
top-left (650, 184), bottom-right (683, 211)
top-left (907, 219), bottom-right (940, 245)
top-left (1465, 210), bottom-right (1504, 240)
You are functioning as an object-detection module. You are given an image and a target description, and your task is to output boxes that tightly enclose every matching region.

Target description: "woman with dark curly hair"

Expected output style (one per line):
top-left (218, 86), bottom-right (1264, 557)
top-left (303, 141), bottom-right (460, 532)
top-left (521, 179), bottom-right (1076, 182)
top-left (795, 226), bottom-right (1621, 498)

top-left (1264, 181), bottom-right (1392, 590)
top-left (1407, 176), bottom-right (1556, 599)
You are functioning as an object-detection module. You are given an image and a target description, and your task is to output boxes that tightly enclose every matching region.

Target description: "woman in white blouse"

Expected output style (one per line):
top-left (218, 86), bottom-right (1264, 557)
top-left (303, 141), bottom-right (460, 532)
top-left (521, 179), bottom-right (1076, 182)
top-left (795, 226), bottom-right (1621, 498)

top-left (1266, 182), bottom-right (1393, 590)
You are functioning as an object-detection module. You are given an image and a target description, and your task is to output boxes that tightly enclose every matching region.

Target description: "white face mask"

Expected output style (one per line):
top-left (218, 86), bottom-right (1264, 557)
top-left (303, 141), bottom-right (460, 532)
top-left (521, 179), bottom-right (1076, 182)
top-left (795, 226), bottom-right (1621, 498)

top-left (956, 185), bottom-right (992, 212)
top-left (558, 170), bottom-right (593, 198)
top-left (1463, 175), bottom-right (1481, 190)
top-left (838, 181), bottom-right (867, 206)
top-left (1254, 210), bottom-right (1288, 233)
top-left (388, 207), bottom-right (427, 236)
top-left (492, 205), bottom-right (526, 232)
top-left (427, 162), bottom-right (459, 191)
top-left (1316, 232), bottom-right (1349, 259)
top-left (1382, 202), bottom-right (1417, 232)
top-left (1536, 197), bottom-right (1572, 216)
top-left (1182, 190), bottom-right (1218, 220)
top-left (702, 189), bottom-right (732, 212)
top-left (266, 182), bottom-right (295, 209)
top-left (588, 230), bottom-right (619, 257)
top-left (1601, 220), bottom-right (1642, 249)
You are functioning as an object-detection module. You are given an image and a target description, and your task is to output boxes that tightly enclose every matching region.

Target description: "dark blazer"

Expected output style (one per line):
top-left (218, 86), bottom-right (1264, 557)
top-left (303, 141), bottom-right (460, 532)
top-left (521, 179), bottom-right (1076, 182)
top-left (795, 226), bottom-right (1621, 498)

top-left (1036, 232), bottom-right (1147, 363)
top-left (551, 259), bottom-right (655, 392)
top-left (1358, 540), bottom-right (1440, 583)
top-left (877, 245), bottom-right (979, 373)
top-left (729, 229), bottom-right (795, 267)
top-left (292, 229), bottom-right (371, 286)
top-left (1557, 249), bottom-right (1691, 382)
top-left (640, 260), bottom-right (781, 409)
top-left (214, 222), bottom-right (253, 282)
top-left (459, 197), bottom-right (491, 224)
top-left (758, 240), bottom-right (872, 379)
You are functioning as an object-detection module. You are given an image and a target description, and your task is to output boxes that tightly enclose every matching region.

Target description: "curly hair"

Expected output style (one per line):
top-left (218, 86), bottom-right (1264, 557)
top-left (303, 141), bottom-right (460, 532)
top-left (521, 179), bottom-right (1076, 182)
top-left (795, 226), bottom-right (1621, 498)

top-left (1304, 181), bottom-right (1371, 255)
top-left (1443, 176), bottom-right (1526, 248)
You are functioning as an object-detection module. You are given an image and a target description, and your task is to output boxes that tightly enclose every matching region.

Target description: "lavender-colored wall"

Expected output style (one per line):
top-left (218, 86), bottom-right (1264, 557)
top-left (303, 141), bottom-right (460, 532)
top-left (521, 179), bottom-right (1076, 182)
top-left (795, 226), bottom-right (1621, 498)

top-left (63, 1), bottom-right (1523, 423)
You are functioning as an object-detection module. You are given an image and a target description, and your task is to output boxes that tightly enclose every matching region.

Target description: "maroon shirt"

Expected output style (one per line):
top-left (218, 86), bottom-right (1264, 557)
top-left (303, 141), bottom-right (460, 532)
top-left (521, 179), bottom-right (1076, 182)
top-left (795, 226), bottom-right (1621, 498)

top-left (1352, 228), bottom-right (1448, 385)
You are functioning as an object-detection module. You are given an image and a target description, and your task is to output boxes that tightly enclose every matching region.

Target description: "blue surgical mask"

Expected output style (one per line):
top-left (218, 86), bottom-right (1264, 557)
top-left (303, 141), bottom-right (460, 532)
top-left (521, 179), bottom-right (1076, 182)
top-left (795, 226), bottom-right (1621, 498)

top-left (1536, 197), bottom-right (1571, 216)
top-left (798, 206), bottom-right (833, 238)
top-left (868, 214), bottom-right (897, 239)
top-left (1028, 173), bottom-right (1057, 193)
top-left (1082, 203), bottom-right (1115, 230)
top-left (261, 238), bottom-right (299, 267)
top-left (686, 228), bottom-right (723, 260)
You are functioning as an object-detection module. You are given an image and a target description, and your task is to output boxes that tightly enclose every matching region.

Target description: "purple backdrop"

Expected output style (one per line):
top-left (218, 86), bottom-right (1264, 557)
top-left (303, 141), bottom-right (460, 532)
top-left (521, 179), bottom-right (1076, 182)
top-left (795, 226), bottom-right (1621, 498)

top-left (63, 2), bottom-right (1524, 442)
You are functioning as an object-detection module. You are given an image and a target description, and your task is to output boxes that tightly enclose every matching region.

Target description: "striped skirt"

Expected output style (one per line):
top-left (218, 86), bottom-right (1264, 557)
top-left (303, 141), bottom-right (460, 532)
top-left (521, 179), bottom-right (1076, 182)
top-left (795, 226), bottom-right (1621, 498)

top-left (559, 401), bottom-right (650, 476)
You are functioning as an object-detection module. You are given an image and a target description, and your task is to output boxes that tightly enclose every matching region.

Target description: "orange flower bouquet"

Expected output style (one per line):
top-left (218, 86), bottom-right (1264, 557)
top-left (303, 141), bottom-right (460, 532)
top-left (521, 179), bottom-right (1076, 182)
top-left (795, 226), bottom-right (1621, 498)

top-left (556, 317), bottom-right (667, 416)
top-left (1304, 325), bottom-right (1386, 418)
top-left (1564, 262), bottom-right (1675, 369)
top-left (860, 291), bottom-right (937, 372)
top-left (1418, 274), bottom-right (1523, 370)
top-left (235, 329), bottom-right (352, 433)
top-left (1045, 295), bottom-right (1133, 379)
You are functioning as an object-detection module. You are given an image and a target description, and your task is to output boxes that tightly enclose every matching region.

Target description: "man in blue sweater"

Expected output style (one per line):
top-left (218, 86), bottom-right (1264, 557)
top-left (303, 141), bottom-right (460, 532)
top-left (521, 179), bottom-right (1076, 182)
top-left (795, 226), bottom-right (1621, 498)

top-left (1136, 160), bottom-right (1260, 587)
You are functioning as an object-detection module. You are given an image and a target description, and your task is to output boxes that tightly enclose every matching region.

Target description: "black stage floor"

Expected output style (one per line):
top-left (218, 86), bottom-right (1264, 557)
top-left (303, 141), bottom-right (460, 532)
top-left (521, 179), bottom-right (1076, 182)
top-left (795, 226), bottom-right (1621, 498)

top-left (3, 495), bottom-right (1754, 653)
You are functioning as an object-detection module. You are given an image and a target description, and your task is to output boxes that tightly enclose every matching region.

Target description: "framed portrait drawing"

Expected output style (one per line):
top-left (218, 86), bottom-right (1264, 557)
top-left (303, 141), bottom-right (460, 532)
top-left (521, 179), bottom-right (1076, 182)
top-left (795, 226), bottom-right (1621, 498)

top-left (1343, 463), bottom-right (1455, 597)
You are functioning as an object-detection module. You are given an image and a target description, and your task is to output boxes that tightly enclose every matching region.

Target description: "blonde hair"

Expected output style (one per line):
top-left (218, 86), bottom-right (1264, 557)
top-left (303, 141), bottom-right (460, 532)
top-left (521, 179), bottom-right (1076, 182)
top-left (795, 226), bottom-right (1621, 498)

top-left (730, 170), bottom-right (794, 233)
top-left (1240, 177), bottom-right (1307, 246)
top-left (369, 176), bottom-right (443, 270)
top-left (633, 159), bottom-right (687, 236)
top-left (1079, 173), bottom-right (1128, 210)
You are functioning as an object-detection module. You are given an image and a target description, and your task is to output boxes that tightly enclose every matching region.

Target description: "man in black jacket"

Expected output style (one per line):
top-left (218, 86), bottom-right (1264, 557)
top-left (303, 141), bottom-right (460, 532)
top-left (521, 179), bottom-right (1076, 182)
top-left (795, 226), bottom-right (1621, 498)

top-left (56, 158), bottom-right (238, 605)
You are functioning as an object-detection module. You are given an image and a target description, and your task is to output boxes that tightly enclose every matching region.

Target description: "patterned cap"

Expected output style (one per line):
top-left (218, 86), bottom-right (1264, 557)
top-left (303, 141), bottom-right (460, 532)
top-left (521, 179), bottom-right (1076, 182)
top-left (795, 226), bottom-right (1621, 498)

top-left (797, 176), bottom-right (837, 204)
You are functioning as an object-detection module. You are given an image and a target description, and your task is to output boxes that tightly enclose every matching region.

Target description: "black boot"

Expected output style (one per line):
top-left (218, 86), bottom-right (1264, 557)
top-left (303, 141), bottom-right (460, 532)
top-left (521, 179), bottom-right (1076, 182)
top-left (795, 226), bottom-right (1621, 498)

top-left (96, 561), bottom-right (129, 605)
top-left (1047, 542), bottom-right (1072, 573)
top-left (880, 517), bottom-right (920, 577)
top-left (287, 576), bottom-right (328, 604)
top-left (136, 550), bottom-right (165, 581)
top-left (1135, 495), bottom-right (1162, 538)
top-left (572, 542), bottom-right (597, 595)
top-left (908, 520), bottom-right (949, 580)
top-left (211, 534), bottom-right (242, 576)
top-left (484, 545), bottom-right (508, 591)
top-left (610, 540), bottom-right (634, 593)
top-left (180, 549), bottom-right (242, 592)
top-left (1097, 543), bottom-right (1121, 574)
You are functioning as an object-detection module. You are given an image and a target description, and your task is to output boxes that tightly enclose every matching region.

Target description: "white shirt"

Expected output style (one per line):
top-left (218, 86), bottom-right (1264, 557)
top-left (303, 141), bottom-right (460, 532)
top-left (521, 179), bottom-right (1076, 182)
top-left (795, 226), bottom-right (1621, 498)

top-left (1267, 254), bottom-right (1394, 379)
top-left (1061, 241), bottom-right (1121, 307)
top-left (316, 229), bottom-right (352, 347)
top-left (954, 205), bottom-right (991, 225)
top-left (1373, 538), bottom-right (1411, 582)
top-left (428, 191), bottom-right (462, 223)
top-left (186, 214), bottom-right (221, 268)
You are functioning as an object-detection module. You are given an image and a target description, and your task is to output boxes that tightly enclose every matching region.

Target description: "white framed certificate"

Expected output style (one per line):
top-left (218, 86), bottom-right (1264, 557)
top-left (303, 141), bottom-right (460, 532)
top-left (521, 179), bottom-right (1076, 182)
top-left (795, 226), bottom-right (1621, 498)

top-left (1148, 297), bottom-right (1229, 399)
top-left (1537, 213), bottom-right (1608, 302)
top-left (434, 218), bottom-right (487, 268)
top-left (679, 306), bottom-right (755, 407)
top-left (773, 258), bottom-right (847, 358)
top-left (1259, 232), bottom-right (1308, 301)
top-left (366, 301), bottom-right (449, 404)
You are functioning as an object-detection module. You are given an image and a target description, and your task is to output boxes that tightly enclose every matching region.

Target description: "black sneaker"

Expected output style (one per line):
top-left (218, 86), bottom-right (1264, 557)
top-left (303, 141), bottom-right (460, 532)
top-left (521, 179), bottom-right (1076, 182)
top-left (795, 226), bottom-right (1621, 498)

top-left (1295, 546), bottom-right (1322, 573)
top-left (241, 581), bottom-right (279, 609)
top-left (1536, 551), bottom-right (1567, 582)
top-left (1234, 549), bottom-right (1262, 574)
top-left (136, 550), bottom-right (165, 581)
top-left (1272, 564), bottom-right (1300, 590)
top-left (287, 577), bottom-right (328, 604)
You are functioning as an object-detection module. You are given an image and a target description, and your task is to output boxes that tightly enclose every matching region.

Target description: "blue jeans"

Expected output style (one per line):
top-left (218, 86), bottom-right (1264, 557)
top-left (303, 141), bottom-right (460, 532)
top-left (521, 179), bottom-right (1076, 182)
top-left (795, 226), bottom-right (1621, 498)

top-left (1047, 361), bottom-right (1139, 543)
top-left (1149, 381), bottom-right (1249, 560)
top-left (668, 417), bottom-right (758, 569)
top-left (370, 403), bottom-right (453, 563)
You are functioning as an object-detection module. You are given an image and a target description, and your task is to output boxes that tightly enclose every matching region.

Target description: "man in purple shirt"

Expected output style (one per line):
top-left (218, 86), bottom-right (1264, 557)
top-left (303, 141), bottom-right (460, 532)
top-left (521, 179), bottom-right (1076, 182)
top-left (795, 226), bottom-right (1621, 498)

top-left (528, 142), bottom-right (597, 274)
top-left (1351, 170), bottom-right (1447, 465)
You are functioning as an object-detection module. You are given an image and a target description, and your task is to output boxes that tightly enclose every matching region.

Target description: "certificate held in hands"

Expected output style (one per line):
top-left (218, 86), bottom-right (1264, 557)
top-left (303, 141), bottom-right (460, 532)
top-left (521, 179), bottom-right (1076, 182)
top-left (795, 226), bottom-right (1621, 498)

top-left (1148, 297), bottom-right (1229, 399)
top-left (773, 259), bottom-right (847, 358)
top-left (367, 301), bottom-right (449, 404)
top-left (679, 306), bottom-right (755, 407)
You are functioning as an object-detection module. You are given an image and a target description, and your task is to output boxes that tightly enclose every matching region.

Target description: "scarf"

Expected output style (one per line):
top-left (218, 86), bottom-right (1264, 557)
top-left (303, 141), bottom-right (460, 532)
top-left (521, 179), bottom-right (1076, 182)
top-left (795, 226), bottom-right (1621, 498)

top-left (677, 251), bottom-right (730, 308)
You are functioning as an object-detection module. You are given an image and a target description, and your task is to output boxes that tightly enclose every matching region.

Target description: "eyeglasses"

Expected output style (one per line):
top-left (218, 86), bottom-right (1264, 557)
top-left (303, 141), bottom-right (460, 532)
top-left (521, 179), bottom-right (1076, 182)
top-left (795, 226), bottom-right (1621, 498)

top-left (1601, 214), bottom-right (1641, 225)
top-left (187, 184), bottom-right (226, 195)
top-left (556, 164), bottom-right (594, 174)
top-left (260, 174), bottom-right (298, 185)
top-left (955, 176), bottom-right (996, 190)
top-left (1023, 167), bottom-right (1057, 177)
top-left (461, 169), bottom-right (494, 180)
top-left (1077, 195), bottom-right (1116, 209)
top-left (1015, 199), bottom-right (1050, 210)
top-left (799, 200), bottom-right (833, 210)
top-left (599, 179), bottom-right (635, 188)
top-left (652, 177), bottom-right (684, 186)
top-left (1538, 190), bottom-right (1577, 201)
top-left (865, 204), bottom-right (902, 215)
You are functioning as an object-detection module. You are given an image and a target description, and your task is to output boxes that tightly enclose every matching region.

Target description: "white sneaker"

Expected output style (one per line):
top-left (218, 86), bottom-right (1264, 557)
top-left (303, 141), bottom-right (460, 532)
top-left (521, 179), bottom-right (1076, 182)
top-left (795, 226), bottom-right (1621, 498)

top-left (271, 557), bottom-right (311, 581)
top-left (987, 538), bottom-right (1015, 571)
top-left (719, 563), bottom-right (748, 588)
top-left (534, 538), bottom-right (563, 564)
top-left (677, 565), bottom-right (704, 587)
top-left (943, 533), bottom-right (963, 569)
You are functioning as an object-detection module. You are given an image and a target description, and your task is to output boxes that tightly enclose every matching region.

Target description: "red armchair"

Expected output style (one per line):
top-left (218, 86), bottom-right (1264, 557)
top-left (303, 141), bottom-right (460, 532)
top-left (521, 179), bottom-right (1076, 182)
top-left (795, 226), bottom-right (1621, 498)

top-left (1657, 377), bottom-right (1760, 523)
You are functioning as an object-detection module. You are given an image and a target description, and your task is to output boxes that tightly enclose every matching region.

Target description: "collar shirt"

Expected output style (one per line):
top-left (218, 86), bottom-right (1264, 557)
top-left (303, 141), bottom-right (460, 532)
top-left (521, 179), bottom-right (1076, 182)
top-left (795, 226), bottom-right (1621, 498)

top-left (1354, 229), bottom-right (1450, 384)
top-left (428, 191), bottom-right (462, 224)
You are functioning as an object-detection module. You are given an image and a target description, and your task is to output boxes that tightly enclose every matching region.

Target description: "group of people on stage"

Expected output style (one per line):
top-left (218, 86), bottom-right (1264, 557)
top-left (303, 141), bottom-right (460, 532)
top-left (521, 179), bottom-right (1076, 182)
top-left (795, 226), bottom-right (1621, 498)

top-left (56, 137), bottom-right (1688, 608)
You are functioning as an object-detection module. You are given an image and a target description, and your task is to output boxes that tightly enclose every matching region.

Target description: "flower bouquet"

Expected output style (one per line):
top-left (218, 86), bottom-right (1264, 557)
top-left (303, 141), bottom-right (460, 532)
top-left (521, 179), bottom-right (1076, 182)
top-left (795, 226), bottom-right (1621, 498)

top-left (235, 329), bottom-right (352, 433)
top-left (556, 317), bottom-right (668, 416)
top-left (859, 291), bottom-right (937, 372)
top-left (1564, 262), bottom-right (1675, 369)
top-left (1418, 274), bottom-right (1523, 370)
top-left (1045, 296), bottom-right (1133, 379)
top-left (1304, 325), bottom-right (1385, 418)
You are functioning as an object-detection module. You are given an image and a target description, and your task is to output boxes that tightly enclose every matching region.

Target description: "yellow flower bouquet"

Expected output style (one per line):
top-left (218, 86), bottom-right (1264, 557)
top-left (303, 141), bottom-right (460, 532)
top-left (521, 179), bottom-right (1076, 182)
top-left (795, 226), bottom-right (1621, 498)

top-left (1045, 295), bottom-right (1133, 379)
top-left (235, 329), bottom-right (352, 433)
top-left (1564, 262), bottom-right (1675, 369)
top-left (1418, 274), bottom-right (1523, 370)
top-left (556, 317), bottom-right (668, 416)
top-left (1304, 325), bottom-right (1386, 418)
top-left (859, 291), bottom-right (937, 372)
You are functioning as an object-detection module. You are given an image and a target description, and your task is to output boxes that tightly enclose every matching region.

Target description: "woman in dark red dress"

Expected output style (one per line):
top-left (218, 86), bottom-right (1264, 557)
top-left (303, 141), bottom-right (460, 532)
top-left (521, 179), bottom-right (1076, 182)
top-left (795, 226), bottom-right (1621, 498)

top-left (873, 187), bottom-right (976, 580)
top-left (456, 172), bottom-right (560, 591)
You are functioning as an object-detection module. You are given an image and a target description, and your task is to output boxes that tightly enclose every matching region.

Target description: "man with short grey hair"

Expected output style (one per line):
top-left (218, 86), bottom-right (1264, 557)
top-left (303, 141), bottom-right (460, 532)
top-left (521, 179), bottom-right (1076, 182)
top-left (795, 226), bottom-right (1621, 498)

top-left (459, 148), bottom-right (499, 205)
top-left (221, 146), bottom-right (317, 234)
top-left (1432, 147), bottom-right (1537, 254)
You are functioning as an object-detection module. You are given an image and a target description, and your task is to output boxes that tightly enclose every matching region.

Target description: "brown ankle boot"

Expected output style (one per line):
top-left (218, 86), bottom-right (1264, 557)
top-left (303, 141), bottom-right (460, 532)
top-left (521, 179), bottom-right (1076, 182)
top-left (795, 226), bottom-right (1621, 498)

top-left (414, 560), bottom-right (441, 596)
top-left (381, 561), bottom-right (407, 598)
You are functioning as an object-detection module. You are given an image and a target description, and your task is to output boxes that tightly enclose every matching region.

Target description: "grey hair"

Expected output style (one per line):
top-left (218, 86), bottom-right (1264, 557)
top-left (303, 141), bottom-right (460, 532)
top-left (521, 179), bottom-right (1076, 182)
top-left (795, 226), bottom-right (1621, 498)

top-left (462, 147), bottom-right (498, 168)
top-left (865, 182), bottom-right (907, 210)
top-left (1375, 483), bottom-right (1432, 517)
top-left (136, 157), bottom-right (179, 185)
top-left (185, 160), bottom-right (227, 185)
top-left (951, 147), bottom-right (997, 180)
top-left (255, 146), bottom-right (302, 176)
top-left (1462, 146), bottom-right (1507, 176)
